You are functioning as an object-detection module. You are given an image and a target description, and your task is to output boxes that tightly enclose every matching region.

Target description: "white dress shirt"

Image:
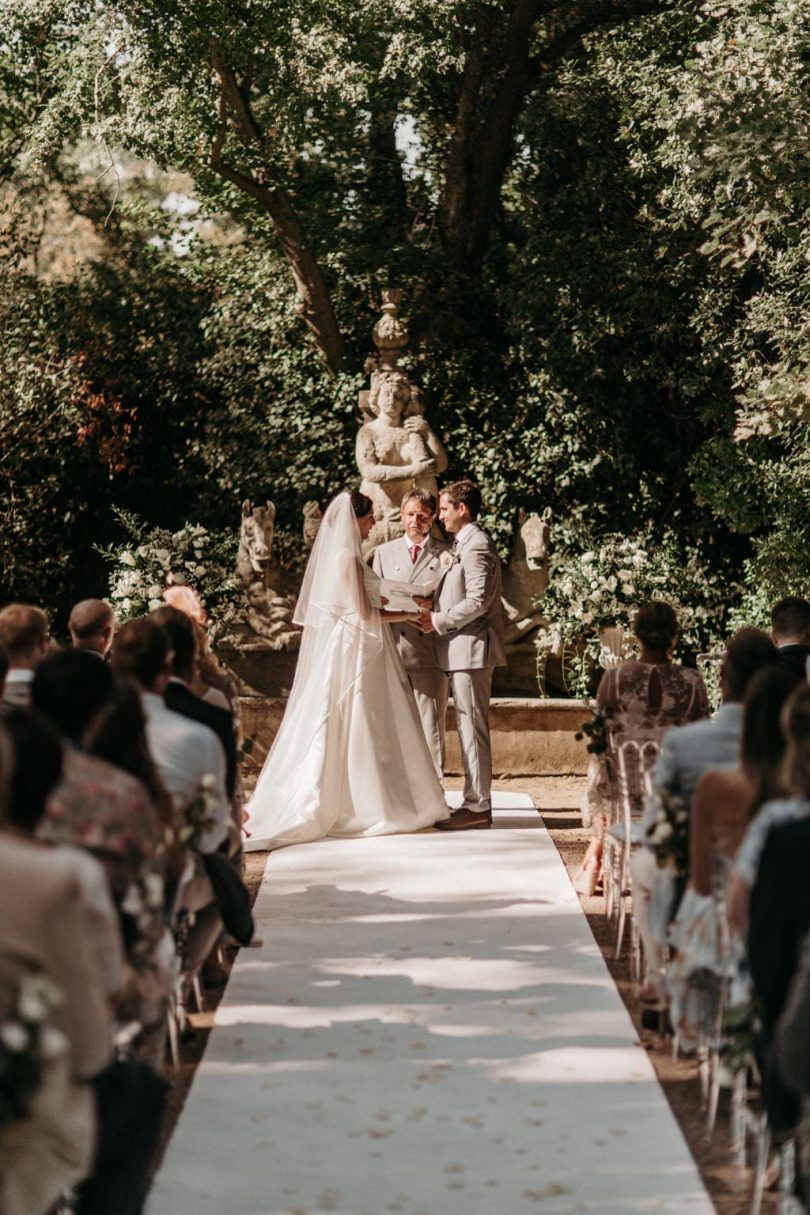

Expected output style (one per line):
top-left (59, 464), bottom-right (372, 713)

top-left (141, 691), bottom-right (229, 853)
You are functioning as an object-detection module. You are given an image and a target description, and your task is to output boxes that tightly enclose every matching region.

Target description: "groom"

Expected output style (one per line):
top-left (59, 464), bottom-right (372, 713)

top-left (419, 479), bottom-right (506, 830)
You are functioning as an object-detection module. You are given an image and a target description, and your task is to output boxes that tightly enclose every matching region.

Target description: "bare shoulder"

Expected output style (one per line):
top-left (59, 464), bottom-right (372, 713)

top-left (694, 767), bottom-right (748, 804)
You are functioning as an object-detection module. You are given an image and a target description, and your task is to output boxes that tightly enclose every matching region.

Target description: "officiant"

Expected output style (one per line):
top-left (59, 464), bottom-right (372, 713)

top-left (372, 489), bottom-right (450, 778)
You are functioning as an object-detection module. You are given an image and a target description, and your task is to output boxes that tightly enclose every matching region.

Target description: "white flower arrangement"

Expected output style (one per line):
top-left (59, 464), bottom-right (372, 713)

top-left (0, 975), bottom-right (67, 1128)
top-left (439, 550), bottom-right (458, 573)
top-left (100, 509), bottom-right (238, 630)
top-left (536, 530), bottom-right (727, 697)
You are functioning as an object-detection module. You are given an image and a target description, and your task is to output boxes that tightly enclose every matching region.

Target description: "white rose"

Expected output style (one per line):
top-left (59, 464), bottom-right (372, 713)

top-left (621, 583), bottom-right (635, 596)
top-left (40, 1026), bottom-right (68, 1060)
top-left (147, 584), bottom-right (163, 599)
top-left (120, 551), bottom-right (137, 567)
top-left (18, 989), bottom-right (49, 1022)
top-left (148, 599), bottom-right (163, 611)
top-left (1, 1023), bottom-right (28, 1052)
top-left (155, 548), bottom-right (171, 566)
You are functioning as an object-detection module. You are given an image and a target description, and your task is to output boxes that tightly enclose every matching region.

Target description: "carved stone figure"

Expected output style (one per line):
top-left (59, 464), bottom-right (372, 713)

top-left (302, 500), bottom-right (323, 550)
top-left (501, 508), bottom-right (552, 644)
top-left (233, 500), bottom-right (300, 652)
top-left (356, 370), bottom-right (448, 549)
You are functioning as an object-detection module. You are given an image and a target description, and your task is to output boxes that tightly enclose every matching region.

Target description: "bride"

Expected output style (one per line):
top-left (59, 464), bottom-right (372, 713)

top-left (243, 491), bottom-right (449, 850)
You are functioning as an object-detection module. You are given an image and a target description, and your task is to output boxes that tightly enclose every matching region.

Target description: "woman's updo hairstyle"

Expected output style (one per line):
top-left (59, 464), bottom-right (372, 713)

top-left (349, 490), bottom-right (373, 518)
top-left (633, 601), bottom-right (679, 651)
top-left (781, 684), bottom-right (810, 797)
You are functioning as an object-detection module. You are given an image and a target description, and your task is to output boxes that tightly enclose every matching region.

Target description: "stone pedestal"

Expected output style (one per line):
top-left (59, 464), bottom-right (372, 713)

top-left (239, 695), bottom-right (589, 784)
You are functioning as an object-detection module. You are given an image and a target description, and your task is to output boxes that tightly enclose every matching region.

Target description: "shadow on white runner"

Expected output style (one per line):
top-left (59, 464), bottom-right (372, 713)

top-left (148, 791), bottom-right (713, 1215)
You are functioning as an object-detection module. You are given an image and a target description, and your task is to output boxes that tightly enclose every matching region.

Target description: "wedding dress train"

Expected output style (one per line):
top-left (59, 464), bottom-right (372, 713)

top-left (244, 494), bottom-right (448, 850)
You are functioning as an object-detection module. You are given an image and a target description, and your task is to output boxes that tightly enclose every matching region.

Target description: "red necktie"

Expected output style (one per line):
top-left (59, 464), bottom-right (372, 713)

top-left (410, 544), bottom-right (421, 564)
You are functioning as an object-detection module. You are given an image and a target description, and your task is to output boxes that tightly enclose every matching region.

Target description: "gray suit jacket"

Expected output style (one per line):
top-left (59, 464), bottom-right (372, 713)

top-left (432, 523), bottom-right (506, 672)
top-left (372, 535), bottom-right (449, 670)
top-left (640, 701), bottom-right (744, 837)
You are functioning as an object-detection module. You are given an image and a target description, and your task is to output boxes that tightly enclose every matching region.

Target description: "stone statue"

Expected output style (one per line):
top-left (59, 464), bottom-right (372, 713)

top-left (302, 500), bottom-right (323, 550)
top-left (233, 500), bottom-right (300, 652)
top-left (501, 508), bottom-right (552, 644)
top-left (354, 290), bottom-right (448, 551)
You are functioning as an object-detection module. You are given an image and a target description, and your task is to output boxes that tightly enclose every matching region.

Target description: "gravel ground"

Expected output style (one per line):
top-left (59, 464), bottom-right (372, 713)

top-left (154, 775), bottom-right (777, 1214)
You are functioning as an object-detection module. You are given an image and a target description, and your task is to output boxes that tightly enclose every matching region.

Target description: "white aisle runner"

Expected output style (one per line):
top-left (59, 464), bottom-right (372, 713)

top-left (148, 794), bottom-right (714, 1215)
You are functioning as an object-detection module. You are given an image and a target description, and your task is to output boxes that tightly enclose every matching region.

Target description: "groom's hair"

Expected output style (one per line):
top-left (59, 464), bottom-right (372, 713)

top-left (440, 479), bottom-right (481, 520)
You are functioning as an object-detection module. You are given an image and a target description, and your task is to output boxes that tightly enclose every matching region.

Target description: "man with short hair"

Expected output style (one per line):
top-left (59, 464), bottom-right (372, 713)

top-left (69, 598), bottom-right (116, 659)
top-left (372, 489), bottom-right (450, 778)
top-left (631, 627), bottom-right (779, 1000)
top-left (420, 479), bottom-right (506, 831)
top-left (770, 595), bottom-right (810, 684)
top-left (0, 603), bottom-right (49, 709)
top-left (111, 618), bottom-right (229, 854)
top-left (151, 605), bottom-right (237, 804)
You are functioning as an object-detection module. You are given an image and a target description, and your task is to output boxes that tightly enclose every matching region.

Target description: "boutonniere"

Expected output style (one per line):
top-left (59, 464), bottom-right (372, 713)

top-left (439, 550), bottom-right (458, 573)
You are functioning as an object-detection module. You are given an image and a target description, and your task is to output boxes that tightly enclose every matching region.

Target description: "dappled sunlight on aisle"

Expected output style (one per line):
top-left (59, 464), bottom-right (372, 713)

top-left (148, 793), bottom-right (713, 1215)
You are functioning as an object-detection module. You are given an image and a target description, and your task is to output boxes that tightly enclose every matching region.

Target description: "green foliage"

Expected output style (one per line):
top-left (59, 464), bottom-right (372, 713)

top-left (1, 0), bottom-right (809, 654)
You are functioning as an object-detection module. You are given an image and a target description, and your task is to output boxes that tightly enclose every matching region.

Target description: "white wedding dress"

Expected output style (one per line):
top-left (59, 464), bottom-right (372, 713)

top-left (244, 494), bottom-right (448, 850)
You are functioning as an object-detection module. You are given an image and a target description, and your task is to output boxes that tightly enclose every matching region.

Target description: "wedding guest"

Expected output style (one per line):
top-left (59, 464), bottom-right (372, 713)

top-left (730, 683), bottom-right (810, 936)
top-left (372, 488), bottom-right (450, 779)
top-left (666, 666), bottom-right (795, 1045)
top-left (771, 596), bottom-right (810, 684)
top-left (0, 603), bottom-right (50, 709)
top-left (112, 617), bottom-right (228, 975)
top-left (690, 664), bottom-right (795, 897)
top-left (68, 598), bottom-right (116, 660)
top-left (151, 604), bottom-right (237, 803)
top-left (749, 813), bottom-right (810, 1132)
top-left (111, 617), bottom-right (229, 854)
top-left (575, 601), bottom-right (709, 896)
top-left (32, 650), bottom-right (164, 901)
top-left (161, 585), bottom-right (233, 709)
top-left (0, 713), bottom-right (167, 1215)
top-left (631, 627), bottom-right (777, 1003)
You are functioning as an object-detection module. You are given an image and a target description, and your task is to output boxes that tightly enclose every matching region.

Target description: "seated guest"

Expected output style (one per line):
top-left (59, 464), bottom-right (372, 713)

top-left (731, 684), bottom-right (810, 932)
top-left (112, 617), bottom-right (229, 974)
top-left (771, 595), bottom-right (810, 684)
top-left (690, 665), bottom-right (796, 897)
top-left (576, 601), bottom-right (709, 895)
top-left (667, 666), bottom-right (795, 1044)
top-left (31, 651), bottom-right (168, 1061)
top-left (749, 736), bottom-right (810, 1133)
top-left (152, 605), bottom-right (237, 803)
top-left (631, 627), bottom-right (778, 1003)
top-left (0, 603), bottom-right (50, 709)
top-left (0, 714), bottom-right (166, 1215)
top-left (111, 618), bottom-right (229, 854)
top-left (162, 584), bottom-right (235, 710)
top-left (68, 598), bottom-right (116, 660)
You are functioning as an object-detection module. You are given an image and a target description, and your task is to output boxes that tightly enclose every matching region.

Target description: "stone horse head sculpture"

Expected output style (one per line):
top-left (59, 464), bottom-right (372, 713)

top-left (501, 508), bottom-right (552, 644)
top-left (236, 500), bottom-right (276, 587)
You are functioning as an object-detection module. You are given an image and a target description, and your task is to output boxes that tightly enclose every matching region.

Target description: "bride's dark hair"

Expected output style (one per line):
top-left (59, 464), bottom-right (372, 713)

top-left (349, 490), bottom-right (373, 518)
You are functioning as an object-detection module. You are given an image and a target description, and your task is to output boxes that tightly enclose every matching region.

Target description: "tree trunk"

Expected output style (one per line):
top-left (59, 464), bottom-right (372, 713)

top-left (210, 54), bottom-right (346, 376)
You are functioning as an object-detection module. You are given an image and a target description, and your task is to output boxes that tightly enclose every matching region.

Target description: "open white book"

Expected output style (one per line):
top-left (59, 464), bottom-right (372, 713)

top-left (379, 573), bottom-right (441, 613)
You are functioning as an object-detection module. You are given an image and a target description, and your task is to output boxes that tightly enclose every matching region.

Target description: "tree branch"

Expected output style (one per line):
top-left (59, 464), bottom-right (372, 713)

top-left (209, 53), bottom-right (345, 375)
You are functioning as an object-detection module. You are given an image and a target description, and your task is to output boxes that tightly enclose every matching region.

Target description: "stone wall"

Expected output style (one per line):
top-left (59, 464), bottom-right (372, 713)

top-left (239, 696), bottom-right (589, 782)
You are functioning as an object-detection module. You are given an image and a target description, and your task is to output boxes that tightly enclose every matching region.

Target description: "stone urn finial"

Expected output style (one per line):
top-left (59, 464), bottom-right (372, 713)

top-left (372, 287), bottom-right (409, 371)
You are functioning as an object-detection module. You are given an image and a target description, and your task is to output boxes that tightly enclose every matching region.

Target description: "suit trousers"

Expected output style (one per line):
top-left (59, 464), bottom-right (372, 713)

top-left (408, 667), bottom-right (449, 780)
top-left (449, 667), bottom-right (493, 814)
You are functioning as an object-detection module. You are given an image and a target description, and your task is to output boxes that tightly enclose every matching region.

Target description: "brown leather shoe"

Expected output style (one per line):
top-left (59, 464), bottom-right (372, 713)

top-left (435, 808), bottom-right (492, 831)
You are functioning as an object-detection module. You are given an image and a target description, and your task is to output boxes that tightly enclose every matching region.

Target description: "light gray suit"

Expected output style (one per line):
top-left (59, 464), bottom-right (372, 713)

top-left (432, 522), bottom-right (506, 814)
top-left (372, 534), bottom-right (450, 778)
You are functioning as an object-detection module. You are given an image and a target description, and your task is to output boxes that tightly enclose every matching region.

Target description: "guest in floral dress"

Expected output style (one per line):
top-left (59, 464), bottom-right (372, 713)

top-left (575, 601), bottom-right (710, 895)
